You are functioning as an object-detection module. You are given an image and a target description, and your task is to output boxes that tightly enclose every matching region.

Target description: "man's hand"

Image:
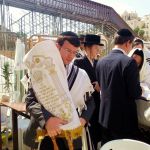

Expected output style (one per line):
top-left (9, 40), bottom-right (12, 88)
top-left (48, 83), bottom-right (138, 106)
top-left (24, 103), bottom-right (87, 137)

top-left (80, 117), bottom-right (87, 126)
top-left (45, 117), bottom-right (67, 137)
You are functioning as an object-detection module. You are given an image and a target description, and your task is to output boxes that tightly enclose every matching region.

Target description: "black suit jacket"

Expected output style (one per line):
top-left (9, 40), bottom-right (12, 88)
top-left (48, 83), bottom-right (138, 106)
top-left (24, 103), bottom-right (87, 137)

top-left (96, 49), bottom-right (142, 133)
top-left (74, 56), bottom-right (97, 83)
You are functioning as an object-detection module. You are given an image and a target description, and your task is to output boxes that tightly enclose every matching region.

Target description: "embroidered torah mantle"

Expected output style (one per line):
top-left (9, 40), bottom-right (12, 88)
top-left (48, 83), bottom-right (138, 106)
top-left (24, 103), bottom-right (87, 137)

top-left (23, 40), bottom-right (81, 130)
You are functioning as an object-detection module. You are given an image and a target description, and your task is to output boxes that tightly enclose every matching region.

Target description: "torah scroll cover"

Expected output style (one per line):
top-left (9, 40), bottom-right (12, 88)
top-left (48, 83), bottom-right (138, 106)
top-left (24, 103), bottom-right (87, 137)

top-left (23, 40), bottom-right (81, 130)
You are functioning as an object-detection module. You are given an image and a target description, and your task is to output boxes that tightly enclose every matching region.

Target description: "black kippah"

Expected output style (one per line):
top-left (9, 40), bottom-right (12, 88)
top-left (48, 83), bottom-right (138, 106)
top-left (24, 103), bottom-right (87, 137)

top-left (117, 29), bottom-right (133, 37)
top-left (134, 38), bottom-right (143, 43)
top-left (60, 31), bottom-right (78, 38)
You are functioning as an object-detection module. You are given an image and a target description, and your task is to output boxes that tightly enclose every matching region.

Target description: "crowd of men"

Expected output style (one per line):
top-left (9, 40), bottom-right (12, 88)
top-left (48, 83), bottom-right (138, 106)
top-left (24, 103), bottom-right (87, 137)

top-left (23, 29), bottom-right (150, 150)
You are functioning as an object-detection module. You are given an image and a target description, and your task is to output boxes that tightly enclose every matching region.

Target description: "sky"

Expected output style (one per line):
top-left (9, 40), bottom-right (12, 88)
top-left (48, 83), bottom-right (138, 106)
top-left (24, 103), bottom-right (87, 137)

top-left (93, 0), bottom-right (150, 17)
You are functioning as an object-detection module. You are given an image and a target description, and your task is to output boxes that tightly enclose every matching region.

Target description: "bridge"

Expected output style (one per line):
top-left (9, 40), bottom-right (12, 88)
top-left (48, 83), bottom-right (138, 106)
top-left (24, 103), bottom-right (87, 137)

top-left (0, 0), bottom-right (132, 36)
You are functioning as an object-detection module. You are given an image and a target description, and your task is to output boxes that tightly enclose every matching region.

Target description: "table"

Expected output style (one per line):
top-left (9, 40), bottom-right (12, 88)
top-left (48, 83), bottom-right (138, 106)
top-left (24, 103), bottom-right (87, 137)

top-left (0, 101), bottom-right (30, 150)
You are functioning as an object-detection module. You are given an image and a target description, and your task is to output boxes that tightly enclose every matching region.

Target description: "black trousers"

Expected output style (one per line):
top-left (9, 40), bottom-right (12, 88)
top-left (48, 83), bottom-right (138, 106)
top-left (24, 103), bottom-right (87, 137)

top-left (89, 94), bottom-right (102, 150)
top-left (40, 136), bottom-right (82, 150)
top-left (89, 122), bottom-right (102, 149)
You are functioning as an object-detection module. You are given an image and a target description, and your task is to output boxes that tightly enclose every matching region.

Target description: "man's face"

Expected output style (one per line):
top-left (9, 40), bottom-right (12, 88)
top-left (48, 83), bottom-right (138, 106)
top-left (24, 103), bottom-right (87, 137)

top-left (134, 44), bottom-right (143, 50)
top-left (90, 45), bottom-right (101, 58)
top-left (58, 40), bottom-right (79, 65)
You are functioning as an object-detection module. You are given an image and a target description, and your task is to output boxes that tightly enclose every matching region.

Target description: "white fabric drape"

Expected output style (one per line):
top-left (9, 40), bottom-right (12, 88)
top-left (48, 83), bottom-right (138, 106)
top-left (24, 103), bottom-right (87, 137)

top-left (128, 49), bottom-right (150, 127)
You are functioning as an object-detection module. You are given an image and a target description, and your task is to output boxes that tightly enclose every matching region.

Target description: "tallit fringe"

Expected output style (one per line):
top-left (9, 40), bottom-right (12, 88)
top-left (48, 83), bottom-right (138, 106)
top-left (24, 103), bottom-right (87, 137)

top-left (82, 128), bottom-right (88, 150)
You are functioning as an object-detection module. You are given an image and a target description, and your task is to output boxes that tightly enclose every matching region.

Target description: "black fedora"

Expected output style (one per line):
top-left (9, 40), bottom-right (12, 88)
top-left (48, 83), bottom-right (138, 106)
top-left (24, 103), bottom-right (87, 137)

top-left (84, 34), bottom-right (104, 46)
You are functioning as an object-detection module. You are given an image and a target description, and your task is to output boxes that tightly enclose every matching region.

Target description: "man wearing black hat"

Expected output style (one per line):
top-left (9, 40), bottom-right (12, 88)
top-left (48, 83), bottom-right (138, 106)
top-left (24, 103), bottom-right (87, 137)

top-left (96, 29), bottom-right (142, 145)
top-left (74, 34), bottom-right (103, 149)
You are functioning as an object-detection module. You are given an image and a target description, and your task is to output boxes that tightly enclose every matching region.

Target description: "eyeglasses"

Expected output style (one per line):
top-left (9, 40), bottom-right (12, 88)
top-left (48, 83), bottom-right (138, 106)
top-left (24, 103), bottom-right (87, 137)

top-left (65, 48), bottom-right (77, 55)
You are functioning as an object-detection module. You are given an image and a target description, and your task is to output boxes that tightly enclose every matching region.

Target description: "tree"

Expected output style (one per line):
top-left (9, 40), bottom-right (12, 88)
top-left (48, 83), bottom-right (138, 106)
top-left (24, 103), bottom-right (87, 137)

top-left (138, 30), bottom-right (145, 38)
top-left (134, 27), bottom-right (140, 35)
top-left (16, 32), bottom-right (27, 38)
top-left (1, 62), bottom-right (12, 93)
top-left (134, 27), bottom-right (145, 39)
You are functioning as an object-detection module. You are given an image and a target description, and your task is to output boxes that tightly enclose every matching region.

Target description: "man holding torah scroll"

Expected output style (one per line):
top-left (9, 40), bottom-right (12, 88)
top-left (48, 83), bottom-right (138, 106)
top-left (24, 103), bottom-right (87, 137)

top-left (23, 31), bottom-right (95, 150)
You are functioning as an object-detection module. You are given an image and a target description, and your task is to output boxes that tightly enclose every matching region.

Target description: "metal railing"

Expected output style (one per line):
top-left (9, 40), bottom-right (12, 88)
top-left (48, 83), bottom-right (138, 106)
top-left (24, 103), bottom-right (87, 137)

top-left (0, 31), bottom-right (17, 50)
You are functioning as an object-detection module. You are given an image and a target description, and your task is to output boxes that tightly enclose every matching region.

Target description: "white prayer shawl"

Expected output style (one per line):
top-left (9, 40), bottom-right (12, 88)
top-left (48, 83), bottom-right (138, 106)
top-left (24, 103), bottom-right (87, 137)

top-left (128, 49), bottom-right (150, 99)
top-left (128, 49), bottom-right (150, 126)
top-left (23, 40), bottom-right (81, 130)
top-left (128, 49), bottom-right (150, 84)
top-left (140, 49), bottom-right (150, 87)
top-left (139, 49), bottom-right (150, 100)
top-left (67, 63), bottom-right (94, 112)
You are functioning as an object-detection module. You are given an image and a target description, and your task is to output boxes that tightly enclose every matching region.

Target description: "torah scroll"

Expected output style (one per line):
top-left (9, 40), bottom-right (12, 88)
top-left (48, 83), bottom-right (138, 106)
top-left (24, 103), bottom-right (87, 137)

top-left (23, 40), bottom-right (81, 131)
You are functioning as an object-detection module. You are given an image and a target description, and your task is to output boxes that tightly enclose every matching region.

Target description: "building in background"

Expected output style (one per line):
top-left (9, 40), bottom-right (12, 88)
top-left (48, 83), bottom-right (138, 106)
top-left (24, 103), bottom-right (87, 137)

top-left (122, 11), bottom-right (150, 41)
top-left (142, 15), bottom-right (150, 40)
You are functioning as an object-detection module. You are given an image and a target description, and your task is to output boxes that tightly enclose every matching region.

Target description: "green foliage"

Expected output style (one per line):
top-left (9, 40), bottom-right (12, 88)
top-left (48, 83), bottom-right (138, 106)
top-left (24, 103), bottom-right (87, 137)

top-left (1, 62), bottom-right (12, 92)
top-left (133, 27), bottom-right (145, 39)
top-left (138, 30), bottom-right (145, 37)
top-left (134, 27), bottom-right (140, 34)
top-left (16, 32), bottom-right (27, 38)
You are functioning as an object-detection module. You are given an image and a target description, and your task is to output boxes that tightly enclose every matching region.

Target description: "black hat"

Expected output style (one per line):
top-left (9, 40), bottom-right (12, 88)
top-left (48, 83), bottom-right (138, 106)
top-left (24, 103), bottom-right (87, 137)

top-left (84, 34), bottom-right (104, 46)
top-left (133, 38), bottom-right (144, 45)
top-left (134, 38), bottom-right (143, 43)
top-left (60, 31), bottom-right (78, 38)
top-left (117, 29), bottom-right (133, 37)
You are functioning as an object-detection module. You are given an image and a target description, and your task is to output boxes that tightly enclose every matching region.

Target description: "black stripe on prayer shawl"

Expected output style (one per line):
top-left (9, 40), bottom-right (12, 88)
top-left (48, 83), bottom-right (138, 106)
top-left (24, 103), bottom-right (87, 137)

top-left (67, 65), bottom-right (79, 91)
top-left (146, 58), bottom-right (150, 65)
